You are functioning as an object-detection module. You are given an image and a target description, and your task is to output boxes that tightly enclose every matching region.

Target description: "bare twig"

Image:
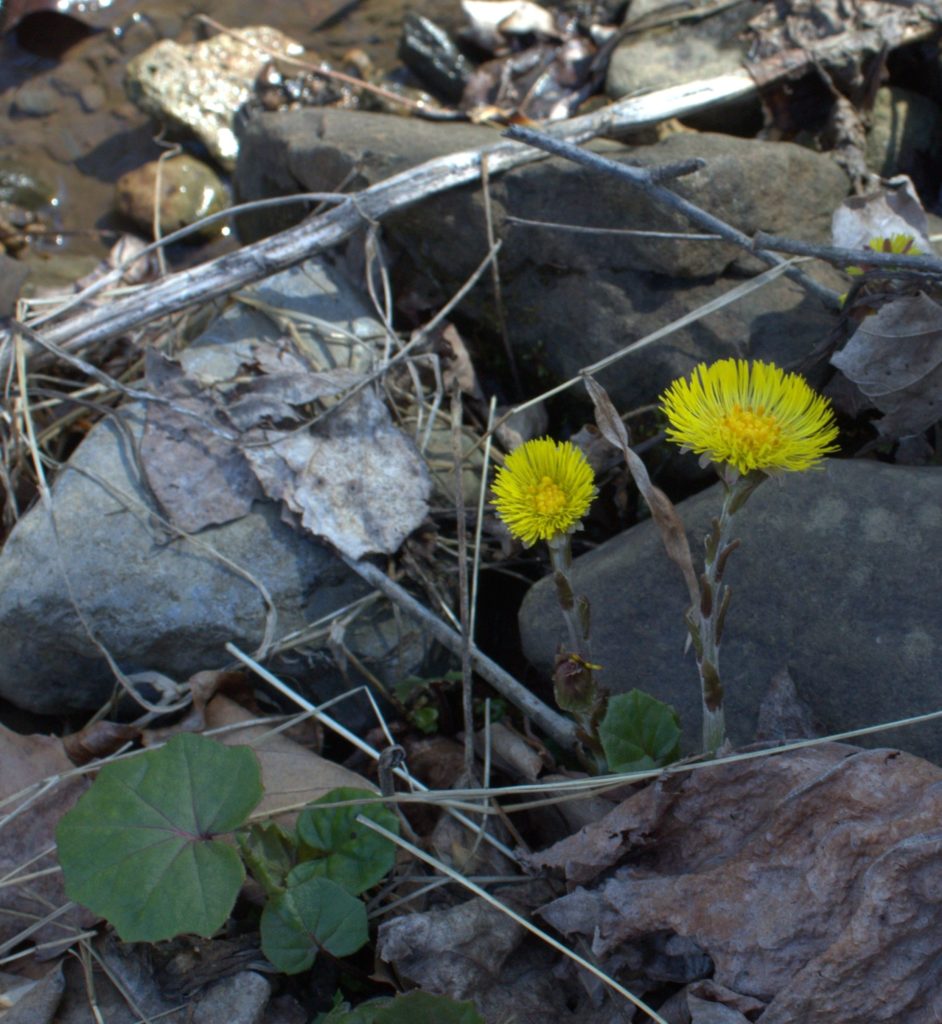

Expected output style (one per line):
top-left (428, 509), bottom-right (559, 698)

top-left (339, 555), bottom-right (579, 751)
top-left (754, 231), bottom-right (942, 277)
top-left (451, 382), bottom-right (476, 779)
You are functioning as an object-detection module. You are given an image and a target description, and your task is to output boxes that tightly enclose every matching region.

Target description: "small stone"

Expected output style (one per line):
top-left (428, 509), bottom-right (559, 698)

top-left (79, 82), bottom-right (107, 112)
top-left (125, 27), bottom-right (305, 168)
top-left (193, 972), bottom-right (270, 1024)
top-left (115, 155), bottom-right (227, 237)
top-left (11, 85), bottom-right (59, 117)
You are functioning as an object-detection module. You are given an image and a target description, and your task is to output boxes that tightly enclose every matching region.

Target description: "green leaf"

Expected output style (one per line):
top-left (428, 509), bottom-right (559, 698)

top-left (598, 689), bottom-right (681, 772)
top-left (321, 993), bottom-right (483, 1024)
top-left (56, 732), bottom-right (263, 942)
top-left (296, 787), bottom-right (399, 894)
top-left (238, 821), bottom-right (297, 895)
top-left (410, 706), bottom-right (439, 734)
top-left (260, 876), bottom-right (368, 973)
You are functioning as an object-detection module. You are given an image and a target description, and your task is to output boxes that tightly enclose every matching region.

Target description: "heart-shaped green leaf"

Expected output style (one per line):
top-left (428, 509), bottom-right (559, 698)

top-left (296, 787), bottom-right (399, 894)
top-left (261, 876), bottom-right (368, 973)
top-left (56, 732), bottom-right (263, 942)
top-left (599, 689), bottom-right (681, 772)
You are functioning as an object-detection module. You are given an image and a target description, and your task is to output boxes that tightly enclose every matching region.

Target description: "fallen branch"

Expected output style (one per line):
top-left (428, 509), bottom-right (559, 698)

top-left (1, 71), bottom-right (757, 377)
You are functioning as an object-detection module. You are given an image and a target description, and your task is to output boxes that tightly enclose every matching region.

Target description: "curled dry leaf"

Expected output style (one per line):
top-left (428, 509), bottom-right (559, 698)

top-left (434, 323), bottom-right (483, 400)
top-left (583, 375), bottom-right (699, 606)
top-left (241, 388), bottom-right (432, 559)
top-left (830, 292), bottom-right (942, 438)
top-left (462, 0), bottom-right (558, 43)
top-left (62, 720), bottom-right (140, 765)
top-left (532, 743), bottom-right (942, 1023)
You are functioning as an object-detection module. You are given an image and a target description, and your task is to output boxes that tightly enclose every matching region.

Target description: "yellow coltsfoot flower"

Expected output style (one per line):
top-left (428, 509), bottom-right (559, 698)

top-left (846, 233), bottom-right (924, 276)
top-left (492, 437), bottom-right (596, 546)
top-left (660, 358), bottom-right (839, 476)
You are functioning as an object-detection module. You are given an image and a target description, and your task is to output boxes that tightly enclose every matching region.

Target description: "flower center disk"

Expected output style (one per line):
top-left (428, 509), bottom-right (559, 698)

top-left (719, 403), bottom-right (782, 462)
top-left (530, 475), bottom-right (567, 516)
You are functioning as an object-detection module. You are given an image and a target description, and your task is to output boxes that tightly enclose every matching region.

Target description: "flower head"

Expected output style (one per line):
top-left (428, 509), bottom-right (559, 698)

top-left (660, 358), bottom-right (839, 476)
top-left (492, 437), bottom-right (596, 546)
top-left (846, 233), bottom-right (924, 276)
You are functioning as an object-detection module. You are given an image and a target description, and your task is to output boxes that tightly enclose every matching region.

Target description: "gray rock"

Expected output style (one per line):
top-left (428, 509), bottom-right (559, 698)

top-left (0, 257), bottom-right (424, 715)
top-left (866, 86), bottom-right (942, 193)
top-left (235, 109), bottom-right (848, 409)
top-left (606, 2), bottom-right (752, 99)
top-left (519, 459), bottom-right (942, 763)
top-left (193, 972), bottom-right (270, 1024)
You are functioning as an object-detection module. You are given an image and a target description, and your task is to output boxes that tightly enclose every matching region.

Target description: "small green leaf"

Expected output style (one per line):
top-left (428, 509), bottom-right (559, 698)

top-left (410, 706), bottom-right (439, 734)
top-left (599, 690), bottom-right (681, 772)
top-left (321, 993), bottom-right (483, 1024)
top-left (261, 876), bottom-right (368, 973)
top-left (296, 787), bottom-right (399, 894)
top-left (56, 733), bottom-right (263, 942)
top-left (238, 822), bottom-right (297, 895)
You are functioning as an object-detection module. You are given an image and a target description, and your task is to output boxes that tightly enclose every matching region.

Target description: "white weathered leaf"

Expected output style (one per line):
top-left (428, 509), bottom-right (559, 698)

top-left (241, 389), bottom-right (431, 558)
top-left (462, 0), bottom-right (557, 38)
top-left (831, 177), bottom-right (933, 254)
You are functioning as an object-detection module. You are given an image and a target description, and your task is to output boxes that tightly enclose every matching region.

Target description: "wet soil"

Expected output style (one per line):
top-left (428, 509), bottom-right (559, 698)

top-left (0, 0), bottom-right (459, 290)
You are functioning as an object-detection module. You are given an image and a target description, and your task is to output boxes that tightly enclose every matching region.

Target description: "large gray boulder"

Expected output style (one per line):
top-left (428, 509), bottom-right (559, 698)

top-left (0, 257), bottom-right (424, 716)
top-left (519, 459), bottom-right (942, 763)
top-left (236, 109), bottom-right (848, 409)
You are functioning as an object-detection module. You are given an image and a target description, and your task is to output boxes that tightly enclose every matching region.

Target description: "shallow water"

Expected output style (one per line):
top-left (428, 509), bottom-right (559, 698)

top-left (0, 0), bottom-right (460, 289)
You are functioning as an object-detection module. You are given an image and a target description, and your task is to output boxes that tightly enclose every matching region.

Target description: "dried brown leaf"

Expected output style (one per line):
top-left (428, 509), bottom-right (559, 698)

top-left (831, 292), bottom-right (942, 437)
top-left (0, 726), bottom-right (88, 950)
top-left (434, 323), bottom-right (483, 399)
top-left (62, 721), bottom-right (140, 765)
top-left (377, 897), bottom-right (525, 999)
top-left (204, 695), bottom-right (371, 823)
top-left (535, 744), bottom-right (942, 1022)
top-left (141, 351), bottom-right (262, 532)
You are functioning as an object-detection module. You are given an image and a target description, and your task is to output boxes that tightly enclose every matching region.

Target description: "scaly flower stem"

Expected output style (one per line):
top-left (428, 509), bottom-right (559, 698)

top-left (547, 533), bottom-right (605, 768)
top-left (547, 533), bottom-right (589, 661)
top-left (687, 471), bottom-right (764, 754)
